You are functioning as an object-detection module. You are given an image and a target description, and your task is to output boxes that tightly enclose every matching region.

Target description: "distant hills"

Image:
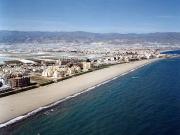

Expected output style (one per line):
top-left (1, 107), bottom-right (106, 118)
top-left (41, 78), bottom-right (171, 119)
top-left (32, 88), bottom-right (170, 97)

top-left (0, 30), bottom-right (180, 44)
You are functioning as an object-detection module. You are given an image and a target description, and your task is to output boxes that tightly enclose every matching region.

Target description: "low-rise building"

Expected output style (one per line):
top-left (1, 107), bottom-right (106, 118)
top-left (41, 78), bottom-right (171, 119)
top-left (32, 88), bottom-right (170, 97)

top-left (10, 76), bottom-right (30, 88)
top-left (42, 65), bottom-right (81, 78)
top-left (0, 77), bottom-right (11, 92)
top-left (81, 62), bottom-right (91, 71)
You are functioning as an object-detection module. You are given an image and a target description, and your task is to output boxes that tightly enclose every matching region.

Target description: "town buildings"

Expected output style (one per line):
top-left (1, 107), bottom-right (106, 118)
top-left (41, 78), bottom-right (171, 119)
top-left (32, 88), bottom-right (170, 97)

top-left (0, 48), bottom-right (166, 93)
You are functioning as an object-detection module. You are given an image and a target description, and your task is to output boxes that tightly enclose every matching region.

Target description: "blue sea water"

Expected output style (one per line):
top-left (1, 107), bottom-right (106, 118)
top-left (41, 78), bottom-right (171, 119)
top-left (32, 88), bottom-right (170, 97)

top-left (1, 55), bottom-right (180, 135)
top-left (161, 50), bottom-right (180, 55)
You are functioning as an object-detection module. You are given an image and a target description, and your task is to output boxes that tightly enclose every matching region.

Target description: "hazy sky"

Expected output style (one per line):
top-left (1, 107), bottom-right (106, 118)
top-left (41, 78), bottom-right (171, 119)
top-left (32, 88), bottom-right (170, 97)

top-left (0, 0), bottom-right (180, 33)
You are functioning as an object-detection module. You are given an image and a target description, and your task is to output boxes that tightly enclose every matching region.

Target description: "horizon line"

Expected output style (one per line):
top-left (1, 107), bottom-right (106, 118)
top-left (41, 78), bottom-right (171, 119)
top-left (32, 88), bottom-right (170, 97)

top-left (0, 29), bottom-right (180, 35)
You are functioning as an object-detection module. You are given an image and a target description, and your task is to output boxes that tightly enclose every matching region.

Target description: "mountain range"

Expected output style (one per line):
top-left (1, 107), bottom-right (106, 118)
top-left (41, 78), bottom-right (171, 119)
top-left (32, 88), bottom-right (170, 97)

top-left (0, 30), bottom-right (180, 44)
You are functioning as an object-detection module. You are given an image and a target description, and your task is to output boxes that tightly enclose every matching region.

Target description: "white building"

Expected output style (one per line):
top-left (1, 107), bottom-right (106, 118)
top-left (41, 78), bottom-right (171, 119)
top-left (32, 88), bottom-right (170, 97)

top-left (53, 70), bottom-right (62, 78)
top-left (0, 77), bottom-right (11, 91)
top-left (42, 65), bottom-right (81, 78)
top-left (81, 62), bottom-right (91, 72)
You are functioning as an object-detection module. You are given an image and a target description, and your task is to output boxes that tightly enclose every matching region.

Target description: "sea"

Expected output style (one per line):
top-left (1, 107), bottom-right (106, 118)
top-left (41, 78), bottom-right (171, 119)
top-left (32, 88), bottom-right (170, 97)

top-left (0, 51), bottom-right (180, 135)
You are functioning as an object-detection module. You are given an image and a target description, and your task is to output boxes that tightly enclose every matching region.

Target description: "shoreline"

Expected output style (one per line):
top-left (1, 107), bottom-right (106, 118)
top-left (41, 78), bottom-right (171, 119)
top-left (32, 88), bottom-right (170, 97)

top-left (0, 59), bottom-right (159, 128)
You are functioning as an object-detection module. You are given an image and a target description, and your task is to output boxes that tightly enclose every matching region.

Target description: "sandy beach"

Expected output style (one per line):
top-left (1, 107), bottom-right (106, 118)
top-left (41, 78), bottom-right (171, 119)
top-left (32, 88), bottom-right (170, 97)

top-left (0, 59), bottom-right (158, 126)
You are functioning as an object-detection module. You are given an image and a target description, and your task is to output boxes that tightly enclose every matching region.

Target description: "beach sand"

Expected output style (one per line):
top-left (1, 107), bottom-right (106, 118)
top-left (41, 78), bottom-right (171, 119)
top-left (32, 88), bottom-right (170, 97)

top-left (0, 59), bottom-right (158, 126)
